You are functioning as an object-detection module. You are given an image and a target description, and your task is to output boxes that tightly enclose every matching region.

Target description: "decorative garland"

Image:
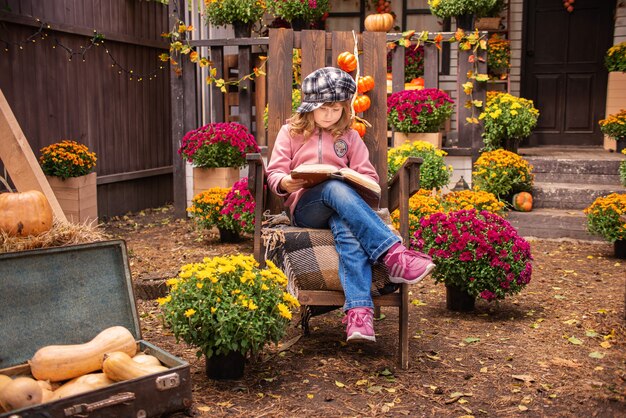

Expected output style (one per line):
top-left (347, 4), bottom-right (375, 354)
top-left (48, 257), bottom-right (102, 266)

top-left (161, 20), bottom-right (267, 91)
top-left (387, 28), bottom-right (489, 125)
top-left (0, 18), bottom-right (166, 81)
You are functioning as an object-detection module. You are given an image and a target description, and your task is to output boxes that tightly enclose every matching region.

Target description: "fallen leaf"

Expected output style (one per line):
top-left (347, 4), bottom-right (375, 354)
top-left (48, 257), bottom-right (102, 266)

top-left (355, 379), bottom-right (368, 386)
top-left (568, 336), bottom-right (583, 345)
top-left (589, 351), bottom-right (605, 359)
top-left (562, 319), bottom-right (579, 326)
top-left (335, 381), bottom-right (345, 388)
top-left (600, 341), bottom-right (612, 349)
top-left (197, 405), bottom-right (211, 412)
top-left (551, 357), bottom-right (580, 368)
top-left (306, 394), bottom-right (314, 399)
top-left (512, 374), bottom-right (535, 383)
top-left (518, 405), bottom-right (528, 411)
top-left (585, 330), bottom-right (599, 337)
top-left (464, 337), bottom-right (481, 344)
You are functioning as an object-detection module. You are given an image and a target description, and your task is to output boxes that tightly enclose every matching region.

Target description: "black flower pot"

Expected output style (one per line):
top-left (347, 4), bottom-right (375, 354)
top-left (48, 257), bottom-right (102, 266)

top-left (501, 137), bottom-right (519, 154)
top-left (232, 20), bottom-right (252, 38)
top-left (218, 227), bottom-right (241, 243)
top-left (446, 284), bottom-right (475, 312)
top-left (290, 18), bottom-right (309, 31)
top-left (617, 139), bottom-right (625, 153)
top-left (614, 239), bottom-right (626, 259)
top-left (455, 14), bottom-right (475, 31)
top-left (205, 351), bottom-right (246, 380)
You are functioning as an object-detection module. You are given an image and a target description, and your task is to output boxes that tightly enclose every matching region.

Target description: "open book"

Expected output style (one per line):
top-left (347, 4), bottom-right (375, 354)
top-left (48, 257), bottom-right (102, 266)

top-left (291, 163), bottom-right (381, 205)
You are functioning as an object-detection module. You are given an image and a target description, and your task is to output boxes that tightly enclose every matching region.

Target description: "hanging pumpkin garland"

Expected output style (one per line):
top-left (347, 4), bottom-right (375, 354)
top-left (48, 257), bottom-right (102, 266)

top-left (562, 0), bottom-right (574, 13)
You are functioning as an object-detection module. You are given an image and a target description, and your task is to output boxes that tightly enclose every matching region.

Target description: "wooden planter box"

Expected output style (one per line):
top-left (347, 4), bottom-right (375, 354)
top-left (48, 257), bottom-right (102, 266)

top-left (393, 132), bottom-right (443, 148)
top-left (192, 167), bottom-right (240, 198)
top-left (475, 17), bottom-right (502, 30)
top-left (606, 72), bottom-right (626, 117)
top-left (46, 172), bottom-right (97, 223)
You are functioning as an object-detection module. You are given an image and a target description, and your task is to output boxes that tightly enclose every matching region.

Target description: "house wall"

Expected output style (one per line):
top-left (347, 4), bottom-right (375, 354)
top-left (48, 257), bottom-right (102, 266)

top-left (615, 3), bottom-right (626, 44)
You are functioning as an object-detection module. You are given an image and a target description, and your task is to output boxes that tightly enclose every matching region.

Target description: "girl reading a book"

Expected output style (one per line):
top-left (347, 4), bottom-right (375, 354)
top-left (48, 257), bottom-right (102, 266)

top-left (266, 67), bottom-right (435, 343)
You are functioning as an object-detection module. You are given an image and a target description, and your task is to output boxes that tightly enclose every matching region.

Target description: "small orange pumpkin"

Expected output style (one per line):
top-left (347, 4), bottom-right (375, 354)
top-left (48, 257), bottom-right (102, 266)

top-left (357, 75), bottom-right (375, 93)
top-left (364, 13), bottom-right (394, 32)
top-left (512, 192), bottom-right (533, 212)
top-left (353, 95), bottom-right (371, 113)
top-left (0, 190), bottom-right (53, 236)
top-left (337, 52), bottom-right (357, 73)
top-left (351, 120), bottom-right (366, 137)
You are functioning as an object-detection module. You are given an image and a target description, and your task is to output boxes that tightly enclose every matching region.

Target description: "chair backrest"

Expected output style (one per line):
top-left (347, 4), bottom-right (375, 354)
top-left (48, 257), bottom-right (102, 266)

top-left (266, 29), bottom-right (388, 210)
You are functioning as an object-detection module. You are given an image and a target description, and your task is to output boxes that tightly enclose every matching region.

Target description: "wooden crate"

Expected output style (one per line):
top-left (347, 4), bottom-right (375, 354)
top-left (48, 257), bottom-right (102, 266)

top-left (192, 167), bottom-right (240, 198)
top-left (606, 71), bottom-right (626, 117)
top-left (46, 172), bottom-right (97, 223)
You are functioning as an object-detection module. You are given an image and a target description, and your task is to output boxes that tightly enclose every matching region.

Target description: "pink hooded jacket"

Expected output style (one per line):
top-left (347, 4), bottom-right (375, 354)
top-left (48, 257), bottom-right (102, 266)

top-left (266, 124), bottom-right (379, 216)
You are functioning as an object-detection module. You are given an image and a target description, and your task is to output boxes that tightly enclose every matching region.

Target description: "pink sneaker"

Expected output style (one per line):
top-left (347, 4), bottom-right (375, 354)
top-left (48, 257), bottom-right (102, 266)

top-left (383, 243), bottom-right (436, 285)
top-left (342, 307), bottom-right (376, 342)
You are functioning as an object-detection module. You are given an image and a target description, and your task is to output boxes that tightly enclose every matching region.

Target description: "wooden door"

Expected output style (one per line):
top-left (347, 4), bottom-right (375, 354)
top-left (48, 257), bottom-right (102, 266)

top-left (521, 0), bottom-right (615, 146)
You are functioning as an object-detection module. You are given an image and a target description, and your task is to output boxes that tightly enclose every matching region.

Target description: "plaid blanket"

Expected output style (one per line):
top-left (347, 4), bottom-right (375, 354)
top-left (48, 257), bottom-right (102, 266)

top-left (264, 226), bottom-right (398, 296)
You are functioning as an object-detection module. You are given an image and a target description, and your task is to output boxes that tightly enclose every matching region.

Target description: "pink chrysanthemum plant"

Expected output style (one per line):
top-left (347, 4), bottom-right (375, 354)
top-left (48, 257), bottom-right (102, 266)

top-left (178, 122), bottom-right (260, 169)
top-left (412, 209), bottom-right (533, 302)
top-left (220, 177), bottom-right (256, 235)
top-left (387, 88), bottom-right (454, 133)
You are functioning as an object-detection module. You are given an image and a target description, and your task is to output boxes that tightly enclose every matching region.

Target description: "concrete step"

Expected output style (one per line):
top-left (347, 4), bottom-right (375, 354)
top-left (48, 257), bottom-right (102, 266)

top-left (505, 208), bottom-right (603, 241)
top-left (526, 157), bottom-right (624, 185)
top-left (532, 182), bottom-right (624, 210)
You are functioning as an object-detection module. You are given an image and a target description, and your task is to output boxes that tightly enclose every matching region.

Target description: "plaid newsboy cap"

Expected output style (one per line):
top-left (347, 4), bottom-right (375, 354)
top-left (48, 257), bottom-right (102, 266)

top-left (296, 67), bottom-right (357, 113)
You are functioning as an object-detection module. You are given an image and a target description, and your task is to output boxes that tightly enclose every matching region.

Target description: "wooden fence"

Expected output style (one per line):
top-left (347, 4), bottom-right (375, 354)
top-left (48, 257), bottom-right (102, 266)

top-left (0, 0), bottom-right (172, 218)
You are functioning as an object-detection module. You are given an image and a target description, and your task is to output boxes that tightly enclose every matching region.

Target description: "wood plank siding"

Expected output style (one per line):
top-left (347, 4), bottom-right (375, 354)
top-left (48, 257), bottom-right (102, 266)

top-left (0, 0), bottom-right (171, 218)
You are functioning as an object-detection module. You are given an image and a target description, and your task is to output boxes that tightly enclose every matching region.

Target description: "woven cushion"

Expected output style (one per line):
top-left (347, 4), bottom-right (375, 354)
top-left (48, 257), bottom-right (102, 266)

top-left (263, 226), bottom-right (399, 298)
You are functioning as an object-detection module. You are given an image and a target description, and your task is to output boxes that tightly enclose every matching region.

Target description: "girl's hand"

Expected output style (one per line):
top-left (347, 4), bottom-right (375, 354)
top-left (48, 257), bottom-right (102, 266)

top-left (280, 175), bottom-right (306, 193)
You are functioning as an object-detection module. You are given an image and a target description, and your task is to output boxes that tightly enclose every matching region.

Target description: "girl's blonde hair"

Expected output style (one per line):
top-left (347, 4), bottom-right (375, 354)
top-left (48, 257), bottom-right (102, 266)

top-left (288, 101), bottom-right (353, 140)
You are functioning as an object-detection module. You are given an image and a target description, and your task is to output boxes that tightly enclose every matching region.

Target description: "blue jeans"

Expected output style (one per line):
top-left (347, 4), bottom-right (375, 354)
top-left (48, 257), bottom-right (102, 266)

top-left (292, 180), bottom-right (401, 311)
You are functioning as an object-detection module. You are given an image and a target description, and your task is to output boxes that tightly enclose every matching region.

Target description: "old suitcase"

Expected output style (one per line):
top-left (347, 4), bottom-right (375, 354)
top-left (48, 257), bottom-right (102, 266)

top-left (0, 240), bottom-right (193, 418)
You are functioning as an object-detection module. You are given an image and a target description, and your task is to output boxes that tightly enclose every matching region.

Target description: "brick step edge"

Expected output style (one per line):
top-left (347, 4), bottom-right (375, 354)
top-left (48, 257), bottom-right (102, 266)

top-left (505, 209), bottom-right (604, 241)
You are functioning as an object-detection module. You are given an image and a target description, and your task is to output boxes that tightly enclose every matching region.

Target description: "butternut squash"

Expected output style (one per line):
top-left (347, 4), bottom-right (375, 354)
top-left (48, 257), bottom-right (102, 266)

top-left (51, 380), bottom-right (98, 401)
top-left (0, 375), bottom-right (12, 412)
top-left (132, 353), bottom-right (163, 367)
top-left (102, 351), bottom-right (168, 382)
top-left (29, 326), bottom-right (137, 382)
top-left (0, 376), bottom-right (43, 412)
top-left (50, 372), bottom-right (114, 401)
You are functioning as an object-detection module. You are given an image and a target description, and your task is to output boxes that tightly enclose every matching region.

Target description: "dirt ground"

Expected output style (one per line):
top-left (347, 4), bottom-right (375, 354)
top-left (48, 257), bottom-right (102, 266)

top-left (102, 206), bottom-right (626, 418)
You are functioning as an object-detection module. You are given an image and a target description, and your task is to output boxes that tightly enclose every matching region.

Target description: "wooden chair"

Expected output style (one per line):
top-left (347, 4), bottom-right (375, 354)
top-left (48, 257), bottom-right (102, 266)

top-left (247, 29), bottom-right (422, 369)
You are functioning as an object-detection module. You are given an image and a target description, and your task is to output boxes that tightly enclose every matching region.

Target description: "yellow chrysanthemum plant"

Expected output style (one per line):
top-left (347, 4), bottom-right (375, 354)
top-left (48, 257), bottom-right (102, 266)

top-left (387, 140), bottom-right (452, 190)
top-left (39, 140), bottom-right (97, 180)
top-left (583, 193), bottom-right (626, 243)
top-left (390, 188), bottom-right (504, 238)
top-left (472, 149), bottom-right (534, 203)
top-left (479, 92), bottom-right (539, 151)
top-left (159, 254), bottom-right (300, 359)
top-left (599, 109), bottom-right (626, 144)
top-left (187, 187), bottom-right (231, 231)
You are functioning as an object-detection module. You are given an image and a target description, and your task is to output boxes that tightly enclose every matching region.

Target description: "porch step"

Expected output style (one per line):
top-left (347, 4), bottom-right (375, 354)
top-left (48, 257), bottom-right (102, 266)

top-left (505, 208), bottom-right (603, 241)
top-left (531, 182), bottom-right (623, 210)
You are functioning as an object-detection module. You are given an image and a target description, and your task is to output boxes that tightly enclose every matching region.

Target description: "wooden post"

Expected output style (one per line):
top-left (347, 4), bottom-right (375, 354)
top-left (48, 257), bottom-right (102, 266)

top-left (0, 89), bottom-right (66, 221)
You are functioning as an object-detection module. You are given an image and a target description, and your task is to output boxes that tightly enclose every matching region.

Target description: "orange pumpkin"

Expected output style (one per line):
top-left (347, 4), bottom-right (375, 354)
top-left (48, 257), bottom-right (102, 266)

top-left (351, 120), bottom-right (366, 137)
top-left (337, 52), bottom-right (357, 73)
top-left (512, 192), bottom-right (533, 212)
top-left (353, 95), bottom-right (371, 113)
top-left (357, 75), bottom-right (375, 93)
top-left (364, 13), bottom-right (394, 32)
top-left (410, 77), bottom-right (425, 87)
top-left (0, 190), bottom-right (53, 236)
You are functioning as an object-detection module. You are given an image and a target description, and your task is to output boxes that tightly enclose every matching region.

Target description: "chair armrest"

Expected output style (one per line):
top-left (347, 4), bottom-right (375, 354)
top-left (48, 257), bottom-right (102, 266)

top-left (246, 153), bottom-right (267, 263)
top-left (387, 156), bottom-right (423, 244)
